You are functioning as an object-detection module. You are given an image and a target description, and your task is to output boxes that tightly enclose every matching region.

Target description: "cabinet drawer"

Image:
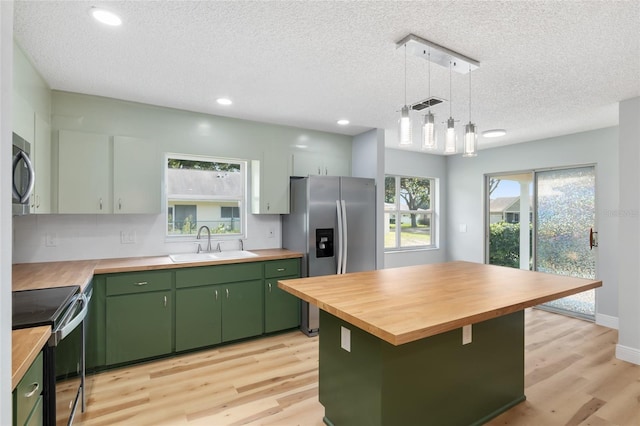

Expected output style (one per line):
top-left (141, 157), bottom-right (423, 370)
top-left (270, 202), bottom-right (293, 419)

top-left (265, 259), bottom-right (300, 278)
top-left (176, 262), bottom-right (262, 288)
top-left (106, 271), bottom-right (172, 296)
top-left (14, 352), bottom-right (43, 426)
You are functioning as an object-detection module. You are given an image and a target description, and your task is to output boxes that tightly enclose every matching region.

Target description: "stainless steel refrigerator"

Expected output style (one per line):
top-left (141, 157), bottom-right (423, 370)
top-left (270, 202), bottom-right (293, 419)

top-left (282, 176), bottom-right (377, 336)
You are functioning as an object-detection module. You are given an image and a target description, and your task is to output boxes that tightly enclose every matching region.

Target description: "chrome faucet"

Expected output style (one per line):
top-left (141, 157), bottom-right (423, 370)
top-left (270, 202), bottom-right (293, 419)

top-left (196, 225), bottom-right (212, 253)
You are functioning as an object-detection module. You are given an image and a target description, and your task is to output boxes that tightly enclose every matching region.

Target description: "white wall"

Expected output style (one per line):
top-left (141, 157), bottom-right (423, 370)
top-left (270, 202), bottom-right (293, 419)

top-left (352, 129), bottom-right (385, 269)
top-left (384, 148), bottom-right (448, 268)
top-left (447, 127), bottom-right (620, 325)
top-left (13, 91), bottom-right (353, 263)
top-left (616, 97), bottom-right (640, 364)
top-left (1, 1), bottom-right (13, 422)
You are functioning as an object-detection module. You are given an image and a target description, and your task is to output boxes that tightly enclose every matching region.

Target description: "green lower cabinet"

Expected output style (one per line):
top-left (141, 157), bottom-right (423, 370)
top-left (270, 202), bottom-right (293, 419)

top-left (264, 278), bottom-right (300, 333)
top-left (13, 352), bottom-right (43, 426)
top-left (175, 286), bottom-right (222, 351)
top-left (105, 291), bottom-right (173, 365)
top-left (221, 280), bottom-right (264, 342)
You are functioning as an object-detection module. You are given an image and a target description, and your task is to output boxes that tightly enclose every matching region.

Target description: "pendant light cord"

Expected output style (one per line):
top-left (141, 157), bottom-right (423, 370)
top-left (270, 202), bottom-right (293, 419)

top-left (468, 65), bottom-right (472, 121)
top-left (427, 50), bottom-right (431, 100)
top-left (449, 61), bottom-right (453, 117)
top-left (404, 44), bottom-right (408, 106)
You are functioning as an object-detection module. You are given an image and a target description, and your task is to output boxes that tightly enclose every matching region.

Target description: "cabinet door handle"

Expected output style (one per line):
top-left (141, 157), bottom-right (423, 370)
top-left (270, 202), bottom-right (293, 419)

top-left (277, 268), bottom-right (285, 272)
top-left (163, 296), bottom-right (167, 307)
top-left (24, 382), bottom-right (39, 398)
top-left (317, 167), bottom-right (321, 175)
top-left (118, 198), bottom-right (122, 210)
top-left (325, 167), bottom-right (328, 175)
top-left (99, 197), bottom-right (103, 210)
top-left (135, 281), bottom-right (148, 286)
top-left (226, 288), bottom-right (229, 299)
top-left (268, 282), bottom-right (272, 293)
top-left (215, 290), bottom-right (218, 301)
top-left (267, 202), bottom-right (270, 211)
top-left (36, 195), bottom-right (40, 209)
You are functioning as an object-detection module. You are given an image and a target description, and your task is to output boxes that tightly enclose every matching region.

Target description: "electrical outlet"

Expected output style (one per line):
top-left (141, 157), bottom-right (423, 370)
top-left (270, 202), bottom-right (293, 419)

top-left (120, 231), bottom-right (137, 244)
top-left (341, 326), bottom-right (351, 352)
top-left (462, 325), bottom-right (472, 345)
top-left (45, 233), bottom-right (58, 247)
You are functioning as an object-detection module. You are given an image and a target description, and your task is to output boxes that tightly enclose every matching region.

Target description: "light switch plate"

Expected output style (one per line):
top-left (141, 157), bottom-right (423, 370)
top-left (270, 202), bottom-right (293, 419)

top-left (341, 326), bottom-right (351, 352)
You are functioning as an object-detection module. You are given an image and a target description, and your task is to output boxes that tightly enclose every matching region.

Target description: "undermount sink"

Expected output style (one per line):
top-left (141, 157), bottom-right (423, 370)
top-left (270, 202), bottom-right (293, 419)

top-left (169, 250), bottom-right (259, 263)
top-left (210, 250), bottom-right (259, 259)
top-left (169, 253), bottom-right (219, 263)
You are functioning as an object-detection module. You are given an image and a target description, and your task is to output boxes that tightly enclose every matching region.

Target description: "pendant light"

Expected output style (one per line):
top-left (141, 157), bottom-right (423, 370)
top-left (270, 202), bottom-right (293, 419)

top-left (398, 44), bottom-right (412, 146)
top-left (421, 49), bottom-right (437, 150)
top-left (444, 61), bottom-right (456, 153)
top-left (463, 65), bottom-right (478, 157)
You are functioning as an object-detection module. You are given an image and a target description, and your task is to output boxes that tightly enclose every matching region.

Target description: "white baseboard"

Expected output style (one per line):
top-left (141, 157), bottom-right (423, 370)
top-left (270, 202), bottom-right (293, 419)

top-left (616, 344), bottom-right (640, 365)
top-left (595, 313), bottom-right (619, 329)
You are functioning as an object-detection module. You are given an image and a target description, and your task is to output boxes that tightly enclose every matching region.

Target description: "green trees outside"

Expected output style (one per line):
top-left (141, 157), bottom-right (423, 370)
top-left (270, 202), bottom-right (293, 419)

top-left (489, 222), bottom-right (532, 269)
top-left (385, 177), bottom-right (430, 227)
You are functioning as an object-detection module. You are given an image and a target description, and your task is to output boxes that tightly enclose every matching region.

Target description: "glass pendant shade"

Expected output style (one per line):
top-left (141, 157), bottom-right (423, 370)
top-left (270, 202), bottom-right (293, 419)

top-left (421, 111), bottom-right (437, 150)
top-left (463, 122), bottom-right (478, 157)
top-left (399, 105), bottom-right (412, 145)
top-left (445, 117), bottom-right (456, 153)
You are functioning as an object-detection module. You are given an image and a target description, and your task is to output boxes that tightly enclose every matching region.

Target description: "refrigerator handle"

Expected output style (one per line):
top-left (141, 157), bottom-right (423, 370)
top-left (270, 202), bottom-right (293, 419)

top-left (341, 200), bottom-right (348, 274)
top-left (336, 200), bottom-right (343, 274)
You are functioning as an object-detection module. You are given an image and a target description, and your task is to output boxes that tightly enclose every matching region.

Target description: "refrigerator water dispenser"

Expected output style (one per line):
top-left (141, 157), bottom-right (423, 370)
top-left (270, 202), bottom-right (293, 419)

top-left (315, 228), bottom-right (334, 258)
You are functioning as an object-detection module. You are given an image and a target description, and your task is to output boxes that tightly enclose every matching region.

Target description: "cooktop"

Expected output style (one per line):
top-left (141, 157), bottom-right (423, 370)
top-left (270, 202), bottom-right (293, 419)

top-left (12, 285), bottom-right (80, 330)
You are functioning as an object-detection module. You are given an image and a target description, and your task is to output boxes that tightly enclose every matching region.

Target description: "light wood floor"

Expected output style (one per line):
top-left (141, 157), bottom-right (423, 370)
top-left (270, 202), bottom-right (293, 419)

top-left (74, 309), bottom-right (639, 425)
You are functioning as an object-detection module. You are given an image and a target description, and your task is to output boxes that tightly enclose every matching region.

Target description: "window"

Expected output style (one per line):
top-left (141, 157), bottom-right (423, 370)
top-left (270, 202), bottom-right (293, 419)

top-left (166, 155), bottom-right (246, 237)
top-left (384, 175), bottom-right (435, 250)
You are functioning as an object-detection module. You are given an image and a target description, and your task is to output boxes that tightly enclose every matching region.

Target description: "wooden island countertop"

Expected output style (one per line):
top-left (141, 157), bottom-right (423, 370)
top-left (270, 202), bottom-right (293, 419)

top-left (279, 261), bottom-right (602, 346)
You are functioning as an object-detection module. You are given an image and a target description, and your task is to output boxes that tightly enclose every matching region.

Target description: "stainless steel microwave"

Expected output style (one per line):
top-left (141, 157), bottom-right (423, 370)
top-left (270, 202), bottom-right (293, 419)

top-left (12, 132), bottom-right (35, 215)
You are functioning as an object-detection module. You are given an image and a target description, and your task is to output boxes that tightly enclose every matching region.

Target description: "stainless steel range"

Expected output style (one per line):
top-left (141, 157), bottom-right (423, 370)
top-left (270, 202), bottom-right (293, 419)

top-left (13, 285), bottom-right (91, 426)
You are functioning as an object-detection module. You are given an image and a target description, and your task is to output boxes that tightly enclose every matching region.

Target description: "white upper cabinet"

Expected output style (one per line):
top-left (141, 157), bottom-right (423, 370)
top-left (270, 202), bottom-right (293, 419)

top-left (291, 151), bottom-right (351, 177)
top-left (58, 130), bottom-right (161, 214)
top-left (32, 113), bottom-right (52, 213)
top-left (13, 93), bottom-right (35, 143)
top-left (251, 150), bottom-right (291, 214)
top-left (113, 136), bottom-right (161, 214)
top-left (58, 130), bottom-right (111, 214)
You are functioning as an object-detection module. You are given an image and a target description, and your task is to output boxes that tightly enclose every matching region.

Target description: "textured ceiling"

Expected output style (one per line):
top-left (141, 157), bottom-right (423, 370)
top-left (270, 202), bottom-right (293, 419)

top-left (13, 0), bottom-right (640, 153)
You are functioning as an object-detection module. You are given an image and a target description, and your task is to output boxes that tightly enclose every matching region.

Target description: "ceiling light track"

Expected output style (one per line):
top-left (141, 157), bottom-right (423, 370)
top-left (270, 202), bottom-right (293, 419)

top-left (395, 33), bottom-right (479, 74)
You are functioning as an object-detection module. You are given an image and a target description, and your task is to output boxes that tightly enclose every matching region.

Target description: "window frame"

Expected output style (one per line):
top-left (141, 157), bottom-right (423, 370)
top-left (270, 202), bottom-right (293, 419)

top-left (164, 153), bottom-right (248, 241)
top-left (384, 174), bottom-right (437, 251)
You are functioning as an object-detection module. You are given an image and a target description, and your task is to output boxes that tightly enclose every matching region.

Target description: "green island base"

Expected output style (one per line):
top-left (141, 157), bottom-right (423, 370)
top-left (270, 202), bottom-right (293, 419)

top-left (319, 310), bottom-right (526, 426)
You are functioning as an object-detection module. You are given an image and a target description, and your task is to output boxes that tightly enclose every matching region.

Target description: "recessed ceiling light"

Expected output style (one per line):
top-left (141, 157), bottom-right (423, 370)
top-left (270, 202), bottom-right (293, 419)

top-left (337, 119), bottom-right (350, 125)
top-left (216, 98), bottom-right (233, 106)
top-left (90, 7), bottom-right (122, 26)
top-left (482, 129), bottom-right (507, 138)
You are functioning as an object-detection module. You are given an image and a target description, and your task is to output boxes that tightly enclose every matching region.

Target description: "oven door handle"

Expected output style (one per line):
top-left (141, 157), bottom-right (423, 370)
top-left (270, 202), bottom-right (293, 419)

top-left (53, 293), bottom-right (89, 344)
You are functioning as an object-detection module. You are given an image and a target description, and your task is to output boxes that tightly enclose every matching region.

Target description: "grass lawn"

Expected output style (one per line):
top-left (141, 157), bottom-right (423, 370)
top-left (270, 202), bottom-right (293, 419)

top-left (385, 225), bottom-right (431, 247)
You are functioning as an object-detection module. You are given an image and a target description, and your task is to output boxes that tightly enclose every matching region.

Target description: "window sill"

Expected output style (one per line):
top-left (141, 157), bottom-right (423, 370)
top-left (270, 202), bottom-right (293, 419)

top-left (385, 246), bottom-right (439, 254)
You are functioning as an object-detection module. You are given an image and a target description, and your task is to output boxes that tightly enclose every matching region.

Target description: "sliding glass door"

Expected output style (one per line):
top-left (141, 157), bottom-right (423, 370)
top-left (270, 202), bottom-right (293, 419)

top-left (486, 166), bottom-right (596, 320)
top-left (535, 167), bottom-right (596, 319)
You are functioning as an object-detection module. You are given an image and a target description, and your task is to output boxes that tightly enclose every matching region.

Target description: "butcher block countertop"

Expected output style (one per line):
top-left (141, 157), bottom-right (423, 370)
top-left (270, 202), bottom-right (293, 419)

top-left (12, 249), bottom-right (302, 292)
top-left (12, 249), bottom-right (302, 387)
top-left (278, 261), bottom-right (602, 346)
top-left (12, 326), bottom-right (50, 390)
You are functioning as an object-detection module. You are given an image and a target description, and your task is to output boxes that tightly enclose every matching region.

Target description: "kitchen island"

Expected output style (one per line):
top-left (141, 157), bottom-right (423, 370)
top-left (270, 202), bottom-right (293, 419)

top-left (278, 261), bottom-right (602, 426)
